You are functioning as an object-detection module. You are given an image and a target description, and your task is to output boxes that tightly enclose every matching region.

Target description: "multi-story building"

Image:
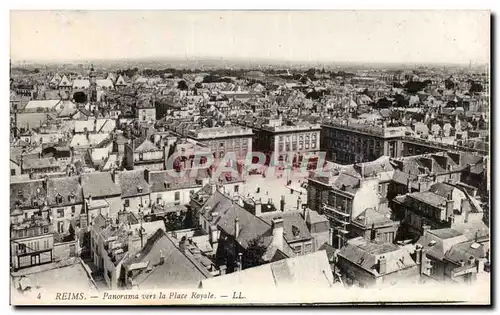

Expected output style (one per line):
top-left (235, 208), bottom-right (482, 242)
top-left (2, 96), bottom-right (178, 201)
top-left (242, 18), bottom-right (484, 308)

top-left (252, 121), bottom-right (321, 164)
top-left (10, 179), bottom-right (54, 270)
top-left (321, 120), bottom-right (407, 164)
top-left (187, 126), bottom-right (253, 160)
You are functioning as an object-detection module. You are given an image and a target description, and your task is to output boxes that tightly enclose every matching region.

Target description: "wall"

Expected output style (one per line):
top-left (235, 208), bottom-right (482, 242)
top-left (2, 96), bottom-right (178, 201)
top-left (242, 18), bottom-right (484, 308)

top-left (151, 187), bottom-right (200, 207)
top-left (51, 203), bottom-right (84, 234)
top-left (53, 239), bottom-right (78, 261)
top-left (123, 194), bottom-right (151, 214)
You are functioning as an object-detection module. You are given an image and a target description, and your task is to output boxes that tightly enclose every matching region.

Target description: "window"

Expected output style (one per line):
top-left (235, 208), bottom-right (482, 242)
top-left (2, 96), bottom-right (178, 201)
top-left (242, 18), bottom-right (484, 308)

top-left (43, 227), bottom-right (49, 234)
top-left (279, 143), bottom-right (283, 152)
top-left (174, 191), bottom-right (180, 201)
top-left (57, 209), bottom-right (64, 218)
top-left (312, 133), bottom-right (317, 140)
top-left (293, 245), bottom-right (302, 255)
top-left (10, 169), bottom-right (15, 176)
top-left (311, 142), bottom-right (316, 149)
top-left (56, 195), bottom-right (63, 204)
top-left (279, 136), bottom-right (283, 142)
top-left (19, 244), bottom-right (26, 254)
top-left (124, 199), bottom-right (130, 207)
top-left (299, 135), bottom-right (303, 141)
top-left (220, 142), bottom-right (224, 148)
top-left (234, 185), bottom-right (239, 193)
top-left (305, 143), bottom-right (309, 149)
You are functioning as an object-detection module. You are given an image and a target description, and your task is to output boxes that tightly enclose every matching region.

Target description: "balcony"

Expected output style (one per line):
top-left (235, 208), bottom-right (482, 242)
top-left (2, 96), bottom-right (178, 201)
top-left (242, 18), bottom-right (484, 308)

top-left (323, 204), bottom-right (350, 217)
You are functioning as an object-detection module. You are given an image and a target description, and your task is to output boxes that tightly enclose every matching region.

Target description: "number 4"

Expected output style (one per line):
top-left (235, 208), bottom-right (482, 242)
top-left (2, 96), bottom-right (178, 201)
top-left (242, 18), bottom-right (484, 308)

top-left (37, 293), bottom-right (41, 299)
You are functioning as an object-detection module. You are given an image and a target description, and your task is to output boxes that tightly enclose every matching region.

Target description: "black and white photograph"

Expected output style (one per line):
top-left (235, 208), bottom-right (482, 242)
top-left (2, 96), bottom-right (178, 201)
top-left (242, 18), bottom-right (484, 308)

top-left (8, 10), bottom-right (491, 305)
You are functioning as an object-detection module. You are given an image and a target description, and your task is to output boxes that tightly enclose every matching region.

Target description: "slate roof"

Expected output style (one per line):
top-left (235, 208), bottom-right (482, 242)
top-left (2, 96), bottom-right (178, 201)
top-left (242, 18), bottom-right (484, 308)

top-left (46, 176), bottom-right (83, 206)
top-left (338, 237), bottom-right (416, 277)
top-left (200, 250), bottom-right (335, 289)
top-left (260, 211), bottom-right (312, 243)
top-left (202, 191), bottom-right (273, 249)
top-left (149, 170), bottom-right (204, 193)
top-left (123, 229), bottom-right (211, 289)
top-left (10, 179), bottom-right (46, 210)
top-left (81, 172), bottom-right (121, 198)
top-left (22, 157), bottom-right (59, 170)
top-left (119, 170), bottom-right (151, 198)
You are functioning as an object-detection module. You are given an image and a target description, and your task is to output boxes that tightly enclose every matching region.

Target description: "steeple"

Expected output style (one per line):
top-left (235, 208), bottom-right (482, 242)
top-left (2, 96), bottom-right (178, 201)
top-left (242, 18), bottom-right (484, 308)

top-left (89, 63), bottom-right (97, 103)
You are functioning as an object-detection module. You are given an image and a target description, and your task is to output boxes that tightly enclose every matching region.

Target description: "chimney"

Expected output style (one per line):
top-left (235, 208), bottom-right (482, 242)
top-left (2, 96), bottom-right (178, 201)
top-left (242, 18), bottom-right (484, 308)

top-left (271, 217), bottom-right (284, 251)
top-left (234, 218), bottom-right (240, 238)
top-left (446, 192), bottom-right (454, 219)
top-left (415, 244), bottom-right (423, 266)
top-left (378, 256), bottom-right (387, 275)
top-left (144, 169), bottom-right (151, 184)
top-left (280, 195), bottom-right (285, 212)
top-left (422, 224), bottom-right (431, 236)
top-left (458, 198), bottom-right (469, 222)
top-left (328, 228), bottom-right (334, 246)
top-left (407, 177), bottom-right (412, 193)
top-left (159, 250), bottom-right (165, 265)
top-left (459, 260), bottom-right (465, 267)
top-left (236, 253), bottom-right (243, 271)
top-left (219, 265), bottom-right (227, 275)
top-left (192, 248), bottom-right (201, 260)
top-left (254, 199), bottom-right (262, 216)
top-left (179, 236), bottom-right (187, 253)
top-left (111, 169), bottom-right (120, 186)
top-left (211, 182), bottom-right (217, 195)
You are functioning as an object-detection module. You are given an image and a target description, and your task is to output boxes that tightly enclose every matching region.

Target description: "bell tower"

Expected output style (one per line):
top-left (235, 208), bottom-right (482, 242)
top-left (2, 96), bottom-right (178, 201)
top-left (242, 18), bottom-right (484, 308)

top-left (89, 64), bottom-right (97, 103)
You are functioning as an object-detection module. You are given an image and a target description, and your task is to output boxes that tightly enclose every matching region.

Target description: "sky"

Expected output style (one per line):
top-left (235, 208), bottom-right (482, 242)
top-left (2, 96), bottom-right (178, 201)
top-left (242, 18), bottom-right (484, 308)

top-left (10, 10), bottom-right (490, 64)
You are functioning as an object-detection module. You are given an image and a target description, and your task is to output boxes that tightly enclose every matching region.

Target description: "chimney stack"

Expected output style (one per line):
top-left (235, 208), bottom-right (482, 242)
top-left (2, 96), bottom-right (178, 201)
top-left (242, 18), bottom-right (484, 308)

top-left (446, 192), bottom-right (454, 220)
top-left (234, 218), bottom-right (240, 238)
top-left (280, 195), bottom-right (285, 212)
top-left (422, 224), bottom-right (431, 236)
top-left (144, 169), bottom-right (151, 184)
top-left (219, 265), bottom-right (227, 275)
top-left (254, 199), bottom-right (262, 216)
top-left (378, 256), bottom-right (387, 275)
top-left (159, 250), bottom-right (165, 265)
top-left (328, 227), bottom-right (334, 246)
top-left (271, 217), bottom-right (284, 251)
top-left (111, 169), bottom-right (120, 186)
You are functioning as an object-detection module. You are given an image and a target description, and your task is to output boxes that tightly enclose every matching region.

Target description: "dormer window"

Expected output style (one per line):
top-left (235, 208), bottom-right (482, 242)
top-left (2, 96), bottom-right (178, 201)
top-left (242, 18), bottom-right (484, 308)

top-left (32, 200), bottom-right (39, 207)
top-left (56, 194), bottom-right (63, 204)
top-left (69, 193), bottom-right (76, 203)
top-left (164, 181), bottom-right (171, 189)
top-left (137, 185), bottom-right (143, 193)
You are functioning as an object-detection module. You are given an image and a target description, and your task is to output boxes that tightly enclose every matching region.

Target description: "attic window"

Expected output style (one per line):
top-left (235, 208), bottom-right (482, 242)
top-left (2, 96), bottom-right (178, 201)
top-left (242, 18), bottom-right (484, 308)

top-left (56, 194), bottom-right (63, 204)
top-left (429, 240), bottom-right (437, 247)
top-left (69, 193), bottom-right (76, 202)
top-left (292, 225), bottom-right (300, 238)
top-left (137, 185), bottom-right (143, 193)
top-left (164, 181), bottom-right (171, 189)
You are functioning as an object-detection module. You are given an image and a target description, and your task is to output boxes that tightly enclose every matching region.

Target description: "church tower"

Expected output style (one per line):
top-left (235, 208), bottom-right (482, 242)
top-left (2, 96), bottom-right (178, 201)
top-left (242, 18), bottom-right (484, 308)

top-left (89, 64), bottom-right (97, 103)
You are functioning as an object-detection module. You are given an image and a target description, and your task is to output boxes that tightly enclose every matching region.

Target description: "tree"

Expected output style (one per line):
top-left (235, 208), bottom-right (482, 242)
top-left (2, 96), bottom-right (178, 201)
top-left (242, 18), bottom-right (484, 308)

top-left (242, 237), bottom-right (267, 269)
top-left (165, 212), bottom-right (185, 231)
top-left (177, 80), bottom-right (189, 91)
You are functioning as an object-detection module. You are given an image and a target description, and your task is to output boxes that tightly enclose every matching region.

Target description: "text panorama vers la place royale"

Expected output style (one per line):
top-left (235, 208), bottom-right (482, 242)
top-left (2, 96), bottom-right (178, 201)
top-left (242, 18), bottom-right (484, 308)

top-left (55, 291), bottom-right (246, 301)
